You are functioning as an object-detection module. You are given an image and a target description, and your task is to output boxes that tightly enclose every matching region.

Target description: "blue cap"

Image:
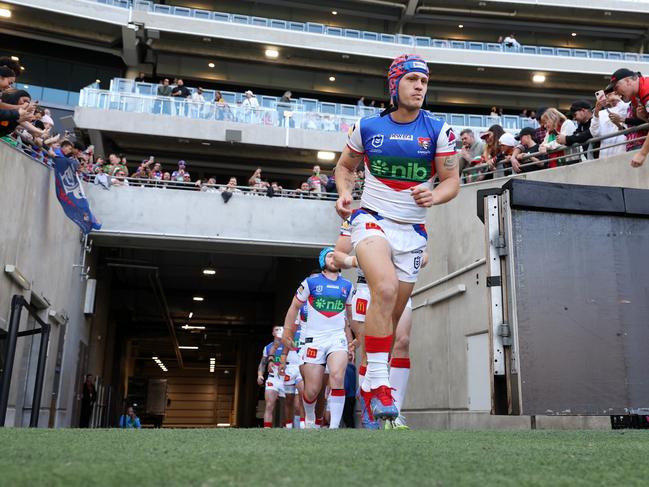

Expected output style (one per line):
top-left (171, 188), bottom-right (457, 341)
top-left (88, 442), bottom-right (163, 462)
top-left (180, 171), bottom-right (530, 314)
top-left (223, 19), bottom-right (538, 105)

top-left (319, 247), bottom-right (335, 269)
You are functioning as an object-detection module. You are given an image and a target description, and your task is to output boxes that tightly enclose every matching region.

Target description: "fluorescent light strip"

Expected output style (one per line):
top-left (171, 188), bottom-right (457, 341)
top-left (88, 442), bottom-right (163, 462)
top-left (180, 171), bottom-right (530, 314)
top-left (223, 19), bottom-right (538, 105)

top-left (179, 345), bottom-right (199, 350)
top-left (193, 296), bottom-right (204, 302)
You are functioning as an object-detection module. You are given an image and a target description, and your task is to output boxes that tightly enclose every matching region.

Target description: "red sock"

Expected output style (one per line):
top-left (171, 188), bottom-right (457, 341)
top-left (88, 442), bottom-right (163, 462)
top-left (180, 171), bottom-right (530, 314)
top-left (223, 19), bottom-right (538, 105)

top-left (263, 421), bottom-right (272, 428)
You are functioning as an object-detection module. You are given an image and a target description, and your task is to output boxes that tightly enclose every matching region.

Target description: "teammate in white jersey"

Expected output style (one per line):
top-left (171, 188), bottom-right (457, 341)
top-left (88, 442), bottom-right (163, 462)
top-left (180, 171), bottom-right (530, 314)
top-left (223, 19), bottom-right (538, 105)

top-left (334, 220), bottom-right (428, 429)
top-left (282, 248), bottom-right (355, 428)
top-left (257, 325), bottom-right (284, 428)
top-left (334, 54), bottom-right (460, 419)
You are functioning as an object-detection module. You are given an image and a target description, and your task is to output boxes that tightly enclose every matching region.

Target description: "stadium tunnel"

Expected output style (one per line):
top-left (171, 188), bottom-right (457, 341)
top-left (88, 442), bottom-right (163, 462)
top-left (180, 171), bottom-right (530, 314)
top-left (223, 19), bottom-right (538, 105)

top-left (89, 245), bottom-right (316, 428)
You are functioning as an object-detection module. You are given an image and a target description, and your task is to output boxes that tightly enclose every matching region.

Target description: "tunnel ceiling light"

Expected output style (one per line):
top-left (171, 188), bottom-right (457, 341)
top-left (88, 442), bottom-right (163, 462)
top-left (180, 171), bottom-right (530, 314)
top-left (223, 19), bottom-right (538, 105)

top-left (193, 296), bottom-right (204, 302)
top-left (189, 312), bottom-right (194, 319)
top-left (331, 10), bottom-right (337, 15)
top-left (203, 268), bottom-right (216, 275)
top-left (0, 8), bottom-right (11, 18)
top-left (179, 345), bottom-right (199, 350)
top-left (458, 24), bottom-right (464, 28)
top-left (571, 32), bottom-right (577, 37)
top-left (329, 76), bottom-right (336, 82)
top-left (182, 324), bottom-right (206, 330)
top-left (317, 151), bottom-right (336, 161)
top-left (208, 62), bottom-right (215, 68)
top-left (265, 49), bottom-right (279, 59)
top-left (152, 356), bottom-right (158, 360)
top-left (532, 74), bottom-right (546, 83)
top-left (11, 56), bottom-right (19, 61)
top-left (95, 79), bottom-right (101, 83)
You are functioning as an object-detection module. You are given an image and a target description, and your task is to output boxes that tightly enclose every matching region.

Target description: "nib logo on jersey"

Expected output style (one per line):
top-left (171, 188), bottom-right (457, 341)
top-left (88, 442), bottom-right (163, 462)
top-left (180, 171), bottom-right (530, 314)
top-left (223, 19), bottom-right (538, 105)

top-left (309, 295), bottom-right (346, 318)
top-left (368, 155), bottom-right (431, 190)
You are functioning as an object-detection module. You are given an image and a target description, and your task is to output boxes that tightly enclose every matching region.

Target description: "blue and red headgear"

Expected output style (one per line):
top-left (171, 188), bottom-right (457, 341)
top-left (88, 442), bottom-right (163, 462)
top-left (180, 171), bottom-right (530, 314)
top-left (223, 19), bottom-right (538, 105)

top-left (319, 247), bottom-right (335, 270)
top-left (382, 54), bottom-right (430, 117)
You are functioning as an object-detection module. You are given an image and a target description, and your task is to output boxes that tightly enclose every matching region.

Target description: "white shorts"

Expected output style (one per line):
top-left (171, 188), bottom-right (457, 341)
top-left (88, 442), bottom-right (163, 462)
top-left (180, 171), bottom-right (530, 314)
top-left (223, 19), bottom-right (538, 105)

top-left (301, 331), bottom-right (348, 366)
top-left (283, 364), bottom-right (303, 394)
top-left (351, 283), bottom-right (412, 323)
top-left (265, 372), bottom-right (285, 397)
top-left (350, 209), bottom-right (427, 283)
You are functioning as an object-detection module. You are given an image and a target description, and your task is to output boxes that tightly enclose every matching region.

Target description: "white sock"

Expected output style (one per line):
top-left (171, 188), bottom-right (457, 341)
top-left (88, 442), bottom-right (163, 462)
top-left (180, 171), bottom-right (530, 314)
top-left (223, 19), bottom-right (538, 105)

top-left (366, 352), bottom-right (390, 389)
top-left (389, 358), bottom-right (411, 413)
top-left (328, 390), bottom-right (346, 429)
top-left (299, 419), bottom-right (306, 429)
top-left (303, 394), bottom-right (316, 424)
top-left (285, 422), bottom-right (293, 429)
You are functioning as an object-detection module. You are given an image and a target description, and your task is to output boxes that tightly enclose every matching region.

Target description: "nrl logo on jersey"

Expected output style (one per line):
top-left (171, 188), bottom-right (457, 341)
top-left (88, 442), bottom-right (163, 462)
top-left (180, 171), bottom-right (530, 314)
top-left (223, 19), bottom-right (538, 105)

top-left (389, 134), bottom-right (414, 141)
top-left (315, 285), bottom-right (324, 293)
top-left (371, 134), bottom-right (384, 148)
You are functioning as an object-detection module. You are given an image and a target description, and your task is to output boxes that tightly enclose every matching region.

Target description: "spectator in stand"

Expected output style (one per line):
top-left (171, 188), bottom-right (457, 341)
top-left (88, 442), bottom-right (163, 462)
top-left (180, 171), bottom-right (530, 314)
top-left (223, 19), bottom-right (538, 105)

top-left (149, 162), bottom-right (162, 180)
top-left (248, 167), bottom-right (264, 187)
top-left (94, 164), bottom-right (111, 189)
top-left (171, 79), bottom-right (191, 116)
top-left (557, 100), bottom-right (597, 159)
top-left (606, 68), bottom-right (649, 167)
top-left (458, 129), bottom-right (484, 182)
top-left (111, 169), bottom-right (130, 187)
top-left (190, 87), bottom-right (206, 118)
top-left (134, 72), bottom-right (147, 82)
top-left (591, 89), bottom-right (629, 159)
top-left (479, 124), bottom-right (506, 180)
top-left (295, 181), bottom-right (312, 199)
top-left (242, 90), bottom-right (260, 123)
top-left (307, 165), bottom-right (328, 195)
top-left (532, 107), bottom-right (547, 145)
top-left (539, 108), bottom-right (580, 167)
top-left (623, 103), bottom-right (648, 152)
top-left (1, 88), bottom-right (38, 140)
top-left (497, 133), bottom-right (518, 177)
top-left (357, 96), bottom-right (366, 107)
top-left (501, 33), bottom-right (521, 50)
top-left (511, 127), bottom-right (545, 173)
top-left (156, 78), bottom-right (172, 114)
top-left (222, 177), bottom-right (241, 194)
top-left (277, 90), bottom-right (292, 127)
top-left (213, 90), bottom-right (230, 121)
top-left (172, 160), bottom-right (189, 181)
top-left (104, 153), bottom-right (123, 177)
top-left (201, 177), bottom-right (218, 192)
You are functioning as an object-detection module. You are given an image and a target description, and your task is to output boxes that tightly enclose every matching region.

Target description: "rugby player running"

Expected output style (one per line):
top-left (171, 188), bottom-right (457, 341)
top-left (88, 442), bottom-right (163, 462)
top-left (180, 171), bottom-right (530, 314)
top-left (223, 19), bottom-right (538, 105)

top-left (334, 54), bottom-right (460, 420)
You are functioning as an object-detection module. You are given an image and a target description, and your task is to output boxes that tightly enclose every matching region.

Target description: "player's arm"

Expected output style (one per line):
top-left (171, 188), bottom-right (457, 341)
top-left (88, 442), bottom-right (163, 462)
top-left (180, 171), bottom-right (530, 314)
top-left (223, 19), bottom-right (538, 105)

top-left (278, 321), bottom-right (295, 376)
top-left (345, 308), bottom-right (357, 352)
top-left (333, 232), bottom-right (356, 270)
top-left (257, 351), bottom-right (269, 385)
top-left (631, 113), bottom-right (649, 167)
top-left (411, 154), bottom-right (460, 207)
top-left (335, 146), bottom-right (364, 218)
top-left (283, 297), bottom-right (302, 346)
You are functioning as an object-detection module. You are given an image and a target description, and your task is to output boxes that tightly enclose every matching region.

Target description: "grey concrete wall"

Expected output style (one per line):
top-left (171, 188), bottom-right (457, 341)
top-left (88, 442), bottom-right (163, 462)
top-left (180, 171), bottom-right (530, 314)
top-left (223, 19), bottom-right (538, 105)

top-left (73, 107), bottom-right (347, 153)
top-left (0, 143), bottom-right (93, 427)
top-left (84, 183), bottom-right (342, 254)
top-left (406, 152), bottom-right (649, 427)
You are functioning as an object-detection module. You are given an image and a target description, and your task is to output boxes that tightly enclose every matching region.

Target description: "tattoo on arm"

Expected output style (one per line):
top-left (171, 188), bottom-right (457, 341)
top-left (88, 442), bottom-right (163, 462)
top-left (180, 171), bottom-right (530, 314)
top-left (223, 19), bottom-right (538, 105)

top-left (258, 356), bottom-right (268, 376)
top-left (443, 155), bottom-right (458, 169)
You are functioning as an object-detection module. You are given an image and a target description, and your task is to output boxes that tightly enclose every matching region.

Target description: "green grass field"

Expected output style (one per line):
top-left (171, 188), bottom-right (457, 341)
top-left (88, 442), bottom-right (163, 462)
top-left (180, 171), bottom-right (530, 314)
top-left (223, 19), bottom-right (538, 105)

top-left (1, 429), bottom-right (648, 486)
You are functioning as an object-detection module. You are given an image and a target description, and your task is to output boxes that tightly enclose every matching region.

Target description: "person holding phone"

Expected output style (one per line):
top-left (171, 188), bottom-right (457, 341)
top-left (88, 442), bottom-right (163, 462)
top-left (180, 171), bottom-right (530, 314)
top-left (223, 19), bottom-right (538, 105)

top-left (591, 87), bottom-right (630, 159)
top-left (556, 100), bottom-right (597, 159)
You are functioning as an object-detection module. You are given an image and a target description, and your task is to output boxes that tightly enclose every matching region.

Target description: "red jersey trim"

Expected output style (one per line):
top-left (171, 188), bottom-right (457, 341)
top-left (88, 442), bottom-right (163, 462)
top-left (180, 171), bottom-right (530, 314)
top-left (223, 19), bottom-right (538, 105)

top-left (435, 150), bottom-right (457, 157)
top-left (295, 295), bottom-right (306, 303)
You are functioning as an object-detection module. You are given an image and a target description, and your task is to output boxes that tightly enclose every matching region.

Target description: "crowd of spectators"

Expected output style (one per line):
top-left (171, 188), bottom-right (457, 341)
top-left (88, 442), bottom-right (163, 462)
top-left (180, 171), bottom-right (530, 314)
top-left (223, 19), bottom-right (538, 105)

top-left (4, 55), bottom-right (648, 196)
top-left (458, 76), bottom-right (649, 183)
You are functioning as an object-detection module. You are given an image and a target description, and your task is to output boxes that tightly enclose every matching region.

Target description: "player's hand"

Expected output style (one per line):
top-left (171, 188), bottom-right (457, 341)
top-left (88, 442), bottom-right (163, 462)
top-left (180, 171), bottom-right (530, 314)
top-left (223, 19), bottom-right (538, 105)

top-left (631, 151), bottom-right (647, 168)
top-left (411, 185), bottom-right (436, 207)
top-left (257, 375), bottom-right (264, 386)
top-left (335, 193), bottom-right (353, 219)
top-left (281, 335), bottom-right (293, 349)
top-left (348, 338), bottom-right (359, 353)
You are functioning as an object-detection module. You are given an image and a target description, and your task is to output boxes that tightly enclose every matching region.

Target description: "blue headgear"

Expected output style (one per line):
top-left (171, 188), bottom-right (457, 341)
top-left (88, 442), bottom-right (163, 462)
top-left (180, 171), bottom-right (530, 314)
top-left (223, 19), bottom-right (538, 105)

top-left (319, 247), bottom-right (335, 270)
top-left (381, 54), bottom-right (429, 117)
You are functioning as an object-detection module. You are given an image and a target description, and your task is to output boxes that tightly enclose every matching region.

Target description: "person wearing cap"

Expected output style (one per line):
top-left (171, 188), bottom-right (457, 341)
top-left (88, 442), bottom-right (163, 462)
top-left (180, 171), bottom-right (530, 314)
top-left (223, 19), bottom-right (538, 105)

top-left (557, 100), bottom-right (597, 159)
top-left (280, 248), bottom-right (355, 429)
top-left (591, 87), bottom-right (630, 160)
top-left (607, 68), bottom-right (649, 167)
top-left (334, 54), bottom-right (460, 423)
top-left (510, 127), bottom-right (545, 173)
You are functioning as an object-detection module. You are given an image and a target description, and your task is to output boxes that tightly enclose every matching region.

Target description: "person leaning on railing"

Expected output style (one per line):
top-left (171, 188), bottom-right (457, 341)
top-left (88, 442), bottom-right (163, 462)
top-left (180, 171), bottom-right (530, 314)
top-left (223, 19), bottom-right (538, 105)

top-left (538, 108), bottom-right (581, 167)
top-left (605, 68), bottom-right (649, 167)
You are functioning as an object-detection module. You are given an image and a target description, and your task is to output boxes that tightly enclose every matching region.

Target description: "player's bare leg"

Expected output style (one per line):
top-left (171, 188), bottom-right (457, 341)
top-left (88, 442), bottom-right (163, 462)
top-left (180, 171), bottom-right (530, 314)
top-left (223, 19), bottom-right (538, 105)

top-left (263, 389), bottom-right (279, 428)
top-left (326, 350), bottom-right (349, 429)
top-left (301, 364), bottom-right (325, 428)
top-left (355, 236), bottom-right (400, 419)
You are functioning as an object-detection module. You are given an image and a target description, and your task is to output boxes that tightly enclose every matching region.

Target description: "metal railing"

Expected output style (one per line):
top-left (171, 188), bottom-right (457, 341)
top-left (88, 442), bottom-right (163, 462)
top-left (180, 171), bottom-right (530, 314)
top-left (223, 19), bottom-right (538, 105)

top-left (460, 122), bottom-right (649, 182)
top-left (86, 174), bottom-right (353, 201)
top-left (78, 88), bottom-right (359, 133)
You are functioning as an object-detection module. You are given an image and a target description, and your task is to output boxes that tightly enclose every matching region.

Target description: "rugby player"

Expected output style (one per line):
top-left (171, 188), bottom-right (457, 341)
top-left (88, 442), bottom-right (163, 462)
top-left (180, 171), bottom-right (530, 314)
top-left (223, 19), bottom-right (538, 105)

top-left (257, 326), bottom-right (285, 428)
top-left (334, 54), bottom-right (460, 419)
top-left (282, 248), bottom-right (356, 428)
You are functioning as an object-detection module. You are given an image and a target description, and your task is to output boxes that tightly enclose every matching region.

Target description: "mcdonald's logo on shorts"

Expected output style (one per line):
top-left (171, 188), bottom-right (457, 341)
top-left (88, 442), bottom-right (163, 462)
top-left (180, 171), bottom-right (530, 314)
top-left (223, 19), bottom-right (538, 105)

top-left (266, 382), bottom-right (273, 387)
top-left (356, 298), bottom-right (368, 315)
top-left (306, 347), bottom-right (318, 359)
top-left (284, 375), bottom-right (290, 382)
top-left (365, 222), bottom-right (384, 233)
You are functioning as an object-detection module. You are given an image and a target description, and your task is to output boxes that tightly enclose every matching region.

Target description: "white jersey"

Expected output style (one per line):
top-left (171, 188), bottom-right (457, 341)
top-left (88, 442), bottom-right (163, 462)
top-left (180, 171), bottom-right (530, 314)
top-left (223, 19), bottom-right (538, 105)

top-left (295, 273), bottom-right (353, 336)
top-left (347, 111), bottom-right (456, 224)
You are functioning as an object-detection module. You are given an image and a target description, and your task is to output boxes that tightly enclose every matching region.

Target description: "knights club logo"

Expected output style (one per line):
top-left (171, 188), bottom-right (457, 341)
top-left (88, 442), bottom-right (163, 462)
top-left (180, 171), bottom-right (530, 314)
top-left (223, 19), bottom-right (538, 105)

top-left (371, 134), bottom-right (384, 148)
top-left (418, 137), bottom-right (431, 150)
